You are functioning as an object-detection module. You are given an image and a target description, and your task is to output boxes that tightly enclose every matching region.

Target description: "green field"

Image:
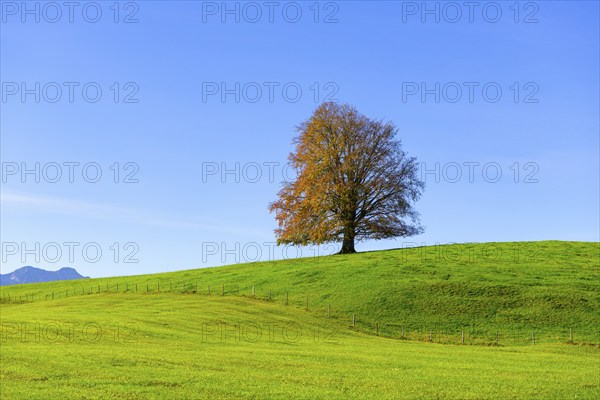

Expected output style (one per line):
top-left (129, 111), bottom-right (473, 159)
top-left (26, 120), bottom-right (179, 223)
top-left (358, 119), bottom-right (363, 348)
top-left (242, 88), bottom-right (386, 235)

top-left (1, 241), bottom-right (599, 399)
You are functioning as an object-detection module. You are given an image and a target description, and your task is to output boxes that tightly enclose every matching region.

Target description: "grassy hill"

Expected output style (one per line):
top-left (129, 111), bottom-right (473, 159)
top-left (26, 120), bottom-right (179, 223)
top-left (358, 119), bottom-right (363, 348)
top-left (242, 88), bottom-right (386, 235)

top-left (3, 241), bottom-right (599, 344)
top-left (1, 294), bottom-right (598, 399)
top-left (1, 241), bottom-right (599, 399)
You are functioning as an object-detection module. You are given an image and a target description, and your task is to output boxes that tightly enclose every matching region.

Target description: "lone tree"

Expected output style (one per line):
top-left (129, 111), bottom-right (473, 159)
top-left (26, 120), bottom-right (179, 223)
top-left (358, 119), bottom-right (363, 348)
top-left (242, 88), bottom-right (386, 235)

top-left (269, 102), bottom-right (424, 254)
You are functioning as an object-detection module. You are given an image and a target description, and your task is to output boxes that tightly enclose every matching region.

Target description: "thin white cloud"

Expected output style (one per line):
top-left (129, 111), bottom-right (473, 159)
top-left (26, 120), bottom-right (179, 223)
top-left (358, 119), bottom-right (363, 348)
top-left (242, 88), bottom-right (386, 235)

top-left (1, 191), bottom-right (269, 238)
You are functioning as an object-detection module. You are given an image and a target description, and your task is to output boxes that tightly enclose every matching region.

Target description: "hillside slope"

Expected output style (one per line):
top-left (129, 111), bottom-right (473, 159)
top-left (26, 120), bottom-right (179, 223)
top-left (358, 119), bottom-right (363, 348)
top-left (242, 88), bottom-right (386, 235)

top-left (2, 241), bottom-right (599, 343)
top-left (1, 293), bottom-right (598, 399)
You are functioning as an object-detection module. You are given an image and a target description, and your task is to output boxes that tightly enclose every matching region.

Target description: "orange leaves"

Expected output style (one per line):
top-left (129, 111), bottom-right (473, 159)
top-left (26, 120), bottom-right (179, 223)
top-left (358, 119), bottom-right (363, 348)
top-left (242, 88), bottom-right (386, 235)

top-left (269, 102), bottom-right (424, 252)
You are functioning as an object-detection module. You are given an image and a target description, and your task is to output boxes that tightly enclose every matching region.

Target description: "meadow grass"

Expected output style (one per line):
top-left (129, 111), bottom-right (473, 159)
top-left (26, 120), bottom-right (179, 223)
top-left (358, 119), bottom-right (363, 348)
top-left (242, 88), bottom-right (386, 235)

top-left (1, 241), bottom-right (599, 398)
top-left (1, 294), bottom-right (599, 399)
top-left (3, 241), bottom-right (599, 343)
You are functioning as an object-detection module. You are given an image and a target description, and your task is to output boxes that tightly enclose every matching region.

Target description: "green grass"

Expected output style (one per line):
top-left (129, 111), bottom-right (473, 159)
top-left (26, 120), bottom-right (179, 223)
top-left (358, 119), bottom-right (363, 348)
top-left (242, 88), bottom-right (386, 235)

top-left (1, 241), bottom-right (599, 398)
top-left (3, 241), bottom-right (599, 343)
top-left (2, 294), bottom-right (599, 399)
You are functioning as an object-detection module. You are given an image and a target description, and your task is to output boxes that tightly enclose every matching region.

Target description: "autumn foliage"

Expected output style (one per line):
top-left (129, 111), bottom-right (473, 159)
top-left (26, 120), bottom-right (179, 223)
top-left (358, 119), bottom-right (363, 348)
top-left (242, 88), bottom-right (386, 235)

top-left (269, 102), bottom-right (424, 254)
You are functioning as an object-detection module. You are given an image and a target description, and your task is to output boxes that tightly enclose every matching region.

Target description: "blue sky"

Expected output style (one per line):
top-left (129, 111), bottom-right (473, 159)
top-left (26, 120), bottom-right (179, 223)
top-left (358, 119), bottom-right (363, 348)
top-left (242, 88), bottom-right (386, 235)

top-left (1, 1), bottom-right (598, 277)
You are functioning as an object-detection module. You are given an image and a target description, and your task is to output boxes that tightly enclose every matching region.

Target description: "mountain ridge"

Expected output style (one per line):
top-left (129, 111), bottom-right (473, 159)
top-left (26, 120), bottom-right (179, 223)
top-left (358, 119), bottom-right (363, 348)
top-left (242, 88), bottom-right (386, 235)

top-left (0, 266), bottom-right (89, 286)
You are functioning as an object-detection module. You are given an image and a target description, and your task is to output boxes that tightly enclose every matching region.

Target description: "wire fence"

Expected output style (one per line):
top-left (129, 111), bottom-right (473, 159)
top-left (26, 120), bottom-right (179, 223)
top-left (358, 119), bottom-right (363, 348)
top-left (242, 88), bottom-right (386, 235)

top-left (1, 281), bottom-right (598, 347)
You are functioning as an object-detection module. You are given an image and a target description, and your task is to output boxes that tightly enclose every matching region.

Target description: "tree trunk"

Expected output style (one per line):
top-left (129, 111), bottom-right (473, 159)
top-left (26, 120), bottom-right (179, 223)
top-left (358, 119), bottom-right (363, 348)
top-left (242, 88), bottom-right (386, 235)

top-left (339, 212), bottom-right (357, 254)
top-left (339, 233), bottom-right (356, 254)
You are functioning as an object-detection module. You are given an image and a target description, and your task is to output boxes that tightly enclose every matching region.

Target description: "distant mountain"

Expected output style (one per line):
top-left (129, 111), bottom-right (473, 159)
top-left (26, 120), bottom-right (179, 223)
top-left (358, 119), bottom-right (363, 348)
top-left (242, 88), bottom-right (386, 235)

top-left (0, 266), bottom-right (89, 286)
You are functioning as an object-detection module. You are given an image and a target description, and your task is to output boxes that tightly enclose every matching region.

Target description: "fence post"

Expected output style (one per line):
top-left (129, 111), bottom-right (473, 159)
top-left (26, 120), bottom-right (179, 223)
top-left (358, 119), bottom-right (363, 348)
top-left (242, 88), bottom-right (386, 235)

top-left (126, 283), bottom-right (129, 292)
top-left (146, 284), bottom-right (149, 293)
top-left (352, 314), bottom-right (356, 328)
top-left (376, 322), bottom-right (379, 336)
top-left (531, 330), bottom-right (535, 345)
top-left (222, 285), bottom-right (225, 296)
top-left (52, 292), bottom-right (54, 300)
top-left (401, 326), bottom-right (405, 338)
top-left (461, 329), bottom-right (465, 344)
top-left (327, 304), bottom-right (330, 318)
top-left (136, 283), bottom-right (138, 292)
top-left (429, 330), bottom-right (433, 342)
top-left (252, 285), bottom-right (255, 296)
top-left (116, 283), bottom-right (119, 292)
top-left (569, 327), bottom-right (573, 341)
top-left (495, 332), bottom-right (499, 345)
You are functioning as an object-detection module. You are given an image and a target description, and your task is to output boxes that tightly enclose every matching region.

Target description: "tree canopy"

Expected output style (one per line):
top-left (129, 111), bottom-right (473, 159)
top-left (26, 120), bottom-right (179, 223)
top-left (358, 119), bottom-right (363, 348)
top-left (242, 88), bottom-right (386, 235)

top-left (269, 102), bottom-right (424, 254)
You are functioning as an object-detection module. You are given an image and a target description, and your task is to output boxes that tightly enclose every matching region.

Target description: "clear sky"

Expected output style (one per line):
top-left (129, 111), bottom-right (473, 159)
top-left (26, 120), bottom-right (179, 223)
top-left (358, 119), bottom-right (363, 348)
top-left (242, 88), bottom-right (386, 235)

top-left (1, 1), bottom-right (598, 277)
